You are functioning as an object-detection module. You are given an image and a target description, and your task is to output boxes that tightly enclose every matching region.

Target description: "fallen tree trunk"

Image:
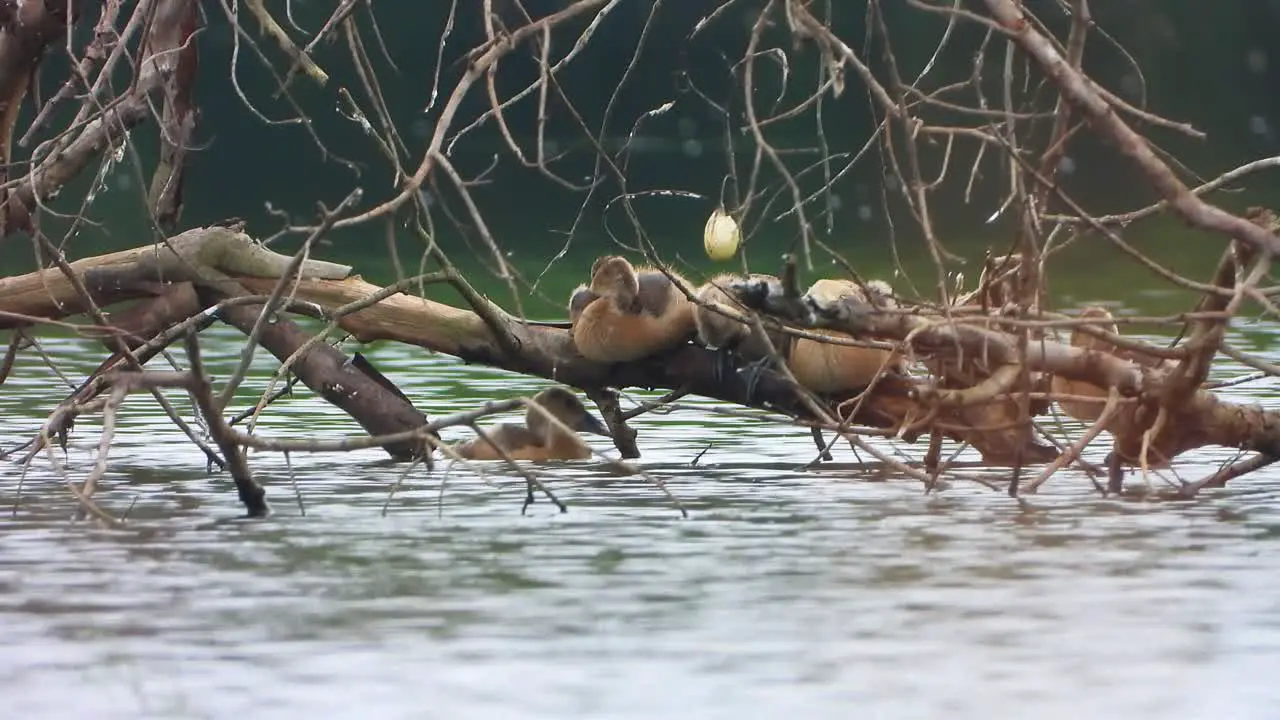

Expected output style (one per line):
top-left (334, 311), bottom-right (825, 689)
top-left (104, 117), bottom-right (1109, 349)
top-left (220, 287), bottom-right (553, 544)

top-left (0, 227), bottom-right (436, 470)
top-left (211, 298), bottom-right (438, 464)
top-left (2, 225), bottom-right (1278, 495)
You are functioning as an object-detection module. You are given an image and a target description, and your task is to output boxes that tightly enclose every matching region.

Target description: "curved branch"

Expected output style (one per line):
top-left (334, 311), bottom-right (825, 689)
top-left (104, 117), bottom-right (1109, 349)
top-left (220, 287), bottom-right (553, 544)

top-left (981, 0), bottom-right (1280, 255)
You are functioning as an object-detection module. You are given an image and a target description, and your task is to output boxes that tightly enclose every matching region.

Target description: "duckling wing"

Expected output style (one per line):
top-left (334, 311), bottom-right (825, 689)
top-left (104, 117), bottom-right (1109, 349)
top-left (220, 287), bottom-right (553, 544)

top-left (634, 271), bottom-right (680, 317)
top-left (482, 423), bottom-right (541, 452)
top-left (569, 285), bottom-right (600, 325)
top-left (456, 423), bottom-right (542, 461)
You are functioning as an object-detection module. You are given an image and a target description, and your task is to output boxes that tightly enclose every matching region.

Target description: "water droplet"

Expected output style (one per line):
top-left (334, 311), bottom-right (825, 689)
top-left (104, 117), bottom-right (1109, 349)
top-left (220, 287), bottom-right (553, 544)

top-left (1248, 48), bottom-right (1268, 74)
top-left (631, 136), bottom-right (657, 153)
top-left (682, 139), bottom-right (703, 158)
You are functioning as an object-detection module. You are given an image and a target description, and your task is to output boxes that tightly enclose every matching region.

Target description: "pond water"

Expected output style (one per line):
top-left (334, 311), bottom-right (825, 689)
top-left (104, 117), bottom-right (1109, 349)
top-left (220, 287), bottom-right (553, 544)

top-left (3, 300), bottom-right (1280, 719)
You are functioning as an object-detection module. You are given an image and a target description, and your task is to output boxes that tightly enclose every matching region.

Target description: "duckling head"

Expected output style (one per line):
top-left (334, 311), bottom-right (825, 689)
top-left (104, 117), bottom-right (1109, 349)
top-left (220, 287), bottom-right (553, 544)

top-left (528, 386), bottom-right (611, 439)
top-left (805, 278), bottom-right (897, 311)
top-left (805, 278), bottom-right (859, 306)
top-left (1070, 306), bottom-right (1117, 350)
top-left (694, 277), bottom-right (746, 350)
top-left (568, 284), bottom-right (599, 325)
top-left (694, 273), bottom-right (778, 350)
top-left (589, 256), bottom-right (640, 299)
top-left (862, 279), bottom-right (897, 309)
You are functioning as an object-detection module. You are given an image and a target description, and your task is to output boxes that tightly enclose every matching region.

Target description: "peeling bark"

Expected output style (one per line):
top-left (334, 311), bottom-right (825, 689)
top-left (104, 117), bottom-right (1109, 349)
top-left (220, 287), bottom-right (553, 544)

top-left (148, 0), bottom-right (199, 231)
top-left (0, 0), bottom-right (82, 235)
top-left (5, 0), bottom-right (190, 224)
top-left (209, 298), bottom-right (439, 465)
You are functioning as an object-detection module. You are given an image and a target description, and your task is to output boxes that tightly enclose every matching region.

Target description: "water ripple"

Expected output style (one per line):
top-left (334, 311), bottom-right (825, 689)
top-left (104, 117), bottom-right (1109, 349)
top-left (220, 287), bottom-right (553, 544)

top-left (1, 327), bottom-right (1280, 718)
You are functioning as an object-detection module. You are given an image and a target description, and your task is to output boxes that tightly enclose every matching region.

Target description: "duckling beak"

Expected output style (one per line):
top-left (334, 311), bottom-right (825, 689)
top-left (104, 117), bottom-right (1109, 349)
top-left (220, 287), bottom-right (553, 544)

top-left (576, 412), bottom-right (612, 437)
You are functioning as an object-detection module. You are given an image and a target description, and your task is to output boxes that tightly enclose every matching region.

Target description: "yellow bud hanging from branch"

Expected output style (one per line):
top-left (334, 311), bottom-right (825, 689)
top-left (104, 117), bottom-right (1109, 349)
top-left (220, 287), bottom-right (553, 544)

top-left (703, 207), bottom-right (741, 262)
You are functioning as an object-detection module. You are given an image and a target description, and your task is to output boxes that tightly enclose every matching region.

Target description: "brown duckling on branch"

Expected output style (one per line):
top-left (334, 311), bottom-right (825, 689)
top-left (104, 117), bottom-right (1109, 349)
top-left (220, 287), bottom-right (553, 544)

top-left (788, 278), bottom-right (907, 395)
top-left (694, 273), bottom-right (792, 391)
top-left (694, 273), bottom-right (790, 357)
top-left (1051, 306), bottom-right (1121, 423)
top-left (693, 274), bottom-right (906, 399)
top-left (453, 387), bottom-right (611, 461)
top-left (569, 255), bottom-right (698, 363)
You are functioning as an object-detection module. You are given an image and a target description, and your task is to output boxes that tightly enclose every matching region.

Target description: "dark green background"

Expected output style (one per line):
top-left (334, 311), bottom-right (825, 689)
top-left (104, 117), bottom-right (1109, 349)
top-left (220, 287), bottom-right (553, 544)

top-left (4, 0), bottom-right (1278, 316)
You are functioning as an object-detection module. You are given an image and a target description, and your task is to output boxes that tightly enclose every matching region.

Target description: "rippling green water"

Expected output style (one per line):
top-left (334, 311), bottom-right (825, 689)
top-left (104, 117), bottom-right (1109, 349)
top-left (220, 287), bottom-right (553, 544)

top-left (4, 290), bottom-right (1280, 719)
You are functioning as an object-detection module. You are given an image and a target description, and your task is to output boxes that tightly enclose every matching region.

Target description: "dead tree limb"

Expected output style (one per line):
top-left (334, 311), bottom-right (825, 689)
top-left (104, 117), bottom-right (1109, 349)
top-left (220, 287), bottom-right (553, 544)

top-left (147, 0), bottom-right (199, 232)
top-left (981, 0), bottom-right (1280, 257)
top-left (210, 299), bottom-right (439, 465)
top-left (183, 331), bottom-right (269, 517)
top-left (15, 225), bottom-right (1274, 480)
top-left (0, 0), bottom-right (80, 235)
top-left (730, 273), bottom-right (1280, 481)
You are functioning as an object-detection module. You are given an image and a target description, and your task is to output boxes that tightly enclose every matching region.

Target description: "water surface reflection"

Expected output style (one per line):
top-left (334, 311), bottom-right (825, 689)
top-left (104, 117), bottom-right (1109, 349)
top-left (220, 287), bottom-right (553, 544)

top-left (2, 324), bottom-right (1280, 719)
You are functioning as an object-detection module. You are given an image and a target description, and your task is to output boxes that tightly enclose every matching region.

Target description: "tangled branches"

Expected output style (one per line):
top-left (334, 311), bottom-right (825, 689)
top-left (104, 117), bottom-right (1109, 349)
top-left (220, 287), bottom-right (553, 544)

top-left (0, 1), bottom-right (1278, 521)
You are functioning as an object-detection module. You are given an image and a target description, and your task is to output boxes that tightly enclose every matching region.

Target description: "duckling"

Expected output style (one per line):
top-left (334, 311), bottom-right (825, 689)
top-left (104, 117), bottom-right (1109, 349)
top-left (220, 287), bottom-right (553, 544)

top-left (694, 273), bottom-right (786, 356)
top-left (1051, 306), bottom-right (1120, 423)
top-left (790, 278), bottom-right (906, 395)
top-left (947, 397), bottom-right (1061, 466)
top-left (453, 386), bottom-right (611, 461)
top-left (569, 256), bottom-right (698, 363)
top-left (1050, 307), bottom-right (1191, 471)
top-left (693, 274), bottom-right (905, 396)
top-left (694, 273), bottom-right (792, 385)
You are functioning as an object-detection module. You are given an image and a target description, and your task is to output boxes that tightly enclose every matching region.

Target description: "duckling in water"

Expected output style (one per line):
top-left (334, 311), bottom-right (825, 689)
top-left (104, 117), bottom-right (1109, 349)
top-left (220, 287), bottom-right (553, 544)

top-left (1051, 306), bottom-right (1120, 423)
top-left (569, 256), bottom-right (698, 363)
top-left (453, 387), bottom-right (611, 461)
